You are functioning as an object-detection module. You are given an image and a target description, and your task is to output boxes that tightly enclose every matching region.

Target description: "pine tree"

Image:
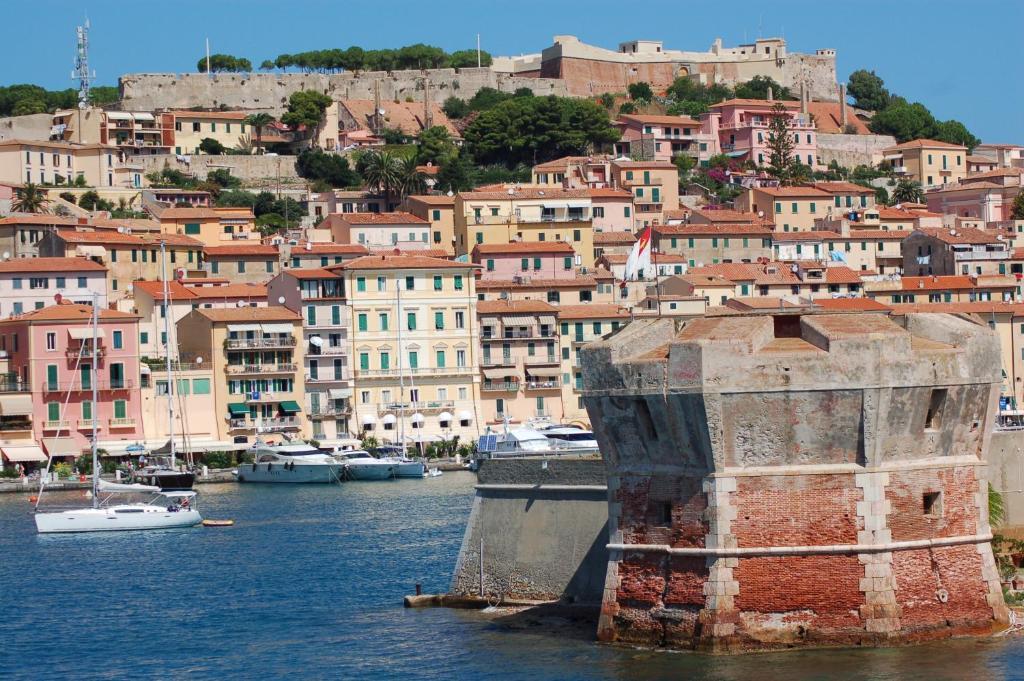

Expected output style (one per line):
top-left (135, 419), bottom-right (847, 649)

top-left (765, 103), bottom-right (796, 184)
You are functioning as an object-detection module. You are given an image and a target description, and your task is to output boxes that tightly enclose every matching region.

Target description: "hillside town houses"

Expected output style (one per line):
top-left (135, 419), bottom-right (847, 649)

top-left (1, 43), bottom-right (1022, 471)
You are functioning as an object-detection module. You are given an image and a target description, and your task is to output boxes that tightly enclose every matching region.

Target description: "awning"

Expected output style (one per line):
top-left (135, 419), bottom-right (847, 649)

top-left (381, 414), bottom-right (397, 425)
top-left (105, 111), bottom-right (133, 121)
top-left (538, 315), bottom-right (556, 326)
top-left (2, 444), bottom-right (46, 463)
top-left (410, 413), bottom-right (425, 424)
top-left (279, 400), bottom-right (301, 413)
top-left (361, 413), bottom-right (376, 425)
top-left (228, 403), bottom-right (249, 416)
top-left (261, 323), bottom-right (293, 334)
top-left (68, 327), bottom-right (106, 340)
top-left (227, 323), bottom-right (261, 333)
top-left (527, 367), bottom-right (561, 377)
top-left (725, 150), bottom-right (748, 157)
top-left (42, 437), bottom-right (80, 457)
top-left (503, 316), bottom-right (534, 326)
top-left (132, 112), bottom-right (155, 121)
top-left (328, 388), bottom-right (352, 399)
top-left (482, 367), bottom-right (515, 379)
top-left (438, 411), bottom-right (453, 423)
top-left (0, 394), bottom-right (32, 416)
top-left (75, 245), bottom-right (106, 258)
top-left (457, 410), bottom-right (473, 422)
top-left (566, 201), bottom-right (589, 208)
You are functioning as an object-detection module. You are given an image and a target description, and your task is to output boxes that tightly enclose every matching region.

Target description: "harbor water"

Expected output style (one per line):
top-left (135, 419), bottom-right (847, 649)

top-left (3, 471), bottom-right (1024, 680)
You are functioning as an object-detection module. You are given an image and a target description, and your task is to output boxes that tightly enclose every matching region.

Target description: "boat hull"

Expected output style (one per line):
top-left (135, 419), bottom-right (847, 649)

top-left (133, 470), bottom-right (196, 491)
top-left (235, 462), bottom-right (343, 483)
top-left (35, 506), bottom-right (202, 533)
top-left (344, 462), bottom-right (396, 480)
top-left (393, 460), bottom-right (426, 478)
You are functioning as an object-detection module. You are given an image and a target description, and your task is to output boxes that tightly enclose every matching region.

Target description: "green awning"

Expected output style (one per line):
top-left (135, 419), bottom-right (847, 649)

top-left (279, 400), bottom-right (301, 414)
top-left (228, 403), bottom-right (250, 416)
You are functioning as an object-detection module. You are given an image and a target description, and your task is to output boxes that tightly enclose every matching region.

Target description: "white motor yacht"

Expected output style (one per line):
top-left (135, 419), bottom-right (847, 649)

top-left (542, 426), bottom-right (600, 453)
top-left (236, 442), bottom-right (344, 483)
top-left (333, 450), bottom-right (397, 480)
top-left (35, 481), bottom-right (202, 533)
top-left (492, 427), bottom-right (560, 456)
top-left (375, 445), bottom-right (427, 478)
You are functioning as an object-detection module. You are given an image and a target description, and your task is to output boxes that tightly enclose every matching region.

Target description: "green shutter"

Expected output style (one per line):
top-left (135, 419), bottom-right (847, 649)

top-left (184, 223), bottom-right (201, 235)
top-left (48, 402), bottom-right (60, 421)
top-left (47, 365), bottom-right (58, 390)
top-left (331, 305), bottom-right (341, 325)
top-left (434, 312), bottom-right (444, 329)
top-left (114, 400), bottom-right (126, 419)
top-left (357, 313), bottom-right (367, 331)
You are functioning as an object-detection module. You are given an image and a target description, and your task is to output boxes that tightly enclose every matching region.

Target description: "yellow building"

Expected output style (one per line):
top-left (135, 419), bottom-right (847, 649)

top-left (156, 207), bottom-right (258, 245)
top-left (0, 139), bottom-right (140, 188)
top-left (883, 139), bottom-right (968, 189)
top-left (336, 254), bottom-right (482, 446)
top-left (403, 194), bottom-right (457, 255)
top-left (453, 188), bottom-right (595, 263)
top-left (176, 307), bottom-right (308, 444)
top-left (737, 186), bottom-right (833, 232)
top-left (170, 111), bottom-right (250, 155)
top-left (557, 305), bottom-right (631, 426)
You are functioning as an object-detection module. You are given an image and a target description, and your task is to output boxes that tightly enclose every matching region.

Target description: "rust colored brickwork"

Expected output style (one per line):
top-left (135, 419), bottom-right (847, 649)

top-left (892, 545), bottom-right (994, 634)
top-left (887, 467), bottom-right (980, 542)
top-left (731, 474), bottom-right (861, 547)
top-left (616, 475), bottom-right (708, 547)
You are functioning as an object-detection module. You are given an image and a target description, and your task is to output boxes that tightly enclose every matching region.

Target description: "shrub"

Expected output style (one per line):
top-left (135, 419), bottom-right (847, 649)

top-left (202, 450), bottom-right (234, 469)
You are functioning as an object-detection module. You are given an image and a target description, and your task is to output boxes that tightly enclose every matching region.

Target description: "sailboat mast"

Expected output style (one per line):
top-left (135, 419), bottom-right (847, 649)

top-left (160, 241), bottom-right (176, 468)
top-left (90, 293), bottom-right (99, 508)
top-left (396, 278), bottom-right (404, 451)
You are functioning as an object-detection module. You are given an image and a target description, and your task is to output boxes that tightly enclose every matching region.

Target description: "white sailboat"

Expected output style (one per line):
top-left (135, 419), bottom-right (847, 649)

top-left (34, 293), bottom-right (202, 533)
top-left (387, 278), bottom-right (426, 478)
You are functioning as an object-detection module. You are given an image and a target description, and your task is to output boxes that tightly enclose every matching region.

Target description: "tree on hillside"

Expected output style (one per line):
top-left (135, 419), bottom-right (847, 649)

top-left (198, 137), bottom-right (225, 155)
top-left (628, 82), bottom-right (653, 103)
top-left (12, 183), bottom-right (48, 213)
top-left (733, 76), bottom-right (793, 100)
top-left (1010, 192), bottom-right (1024, 220)
top-left (868, 101), bottom-right (939, 142)
top-left (892, 179), bottom-right (924, 204)
top-left (259, 60), bottom-right (275, 71)
top-left (417, 126), bottom-right (457, 164)
top-left (765, 103), bottom-right (797, 183)
top-left (244, 112), bottom-right (276, 153)
top-left (78, 190), bottom-right (101, 211)
top-left (360, 150), bottom-right (403, 208)
top-left (448, 49), bottom-right (492, 68)
top-left (847, 70), bottom-right (891, 111)
top-left (442, 96), bottom-right (470, 119)
top-left (436, 152), bottom-right (476, 193)
top-left (281, 90), bottom-right (333, 145)
top-left (934, 119), bottom-right (980, 151)
top-left (397, 155), bottom-right (426, 197)
top-left (618, 101), bottom-right (637, 115)
top-left (197, 54), bottom-right (252, 73)
top-left (295, 149), bottom-right (360, 188)
top-left (597, 93), bottom-right (615, 109)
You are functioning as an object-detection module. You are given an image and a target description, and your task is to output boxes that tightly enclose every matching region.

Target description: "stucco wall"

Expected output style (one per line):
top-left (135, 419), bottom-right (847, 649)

top-left (132, 153), bottom-right (300, 182)
top-left (817, 133), bottom-right (897, 168)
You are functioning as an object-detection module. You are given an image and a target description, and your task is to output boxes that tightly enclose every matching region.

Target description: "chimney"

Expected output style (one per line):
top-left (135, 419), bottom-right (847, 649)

top-left (800, 82), bottom-right (808, 115)
top-left (839, 83), bottom-right (848, 128)
top-left (766, 86), bottom-right (773, 102)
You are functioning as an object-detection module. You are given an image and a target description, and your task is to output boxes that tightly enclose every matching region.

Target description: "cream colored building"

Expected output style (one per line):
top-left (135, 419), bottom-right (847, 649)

top-left (176, 307), bottom-right (308, 444)
top-left (557, 305), bottom-right (631, 426)
top-left (139, 365), bottom-right (221, 451)
top-left (883, 139), bottom-right (968, 188)
top-left (337, 254), bottom-right (481, 447)
top-left (170, 111), bottom-right (250, 154)
top-left (0, 139), bottom-right (140, 188)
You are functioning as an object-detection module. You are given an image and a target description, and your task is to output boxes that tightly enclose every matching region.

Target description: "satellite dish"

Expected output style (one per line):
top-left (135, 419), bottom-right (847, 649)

top-left (507, 188), bottom-right (515, 195)
top-left (1, 251), bottom-right (9, 260)
top-left (378, 108), bottom-right (386, 115)
top-left (196, 356), bottom-right (203, 365)
top-left (446, 190), bottom-right (454, 197)
top-left (236, 300), bottom-right (245, 308)
top-left (277, 296), bottom-right (286, 304)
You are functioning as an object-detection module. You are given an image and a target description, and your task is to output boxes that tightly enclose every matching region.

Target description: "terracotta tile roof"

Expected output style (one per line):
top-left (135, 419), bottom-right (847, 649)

top-left (0, 215), bottom-right (80, 226)
top-left (458, 188), bottom-right (592, 201)
top-left (475, 275), bottom-right (596, 290)
top-left (169, 110), bottom-right (248, 120)
top-left (283, 268), bottom-right (342, 280)
top-left (291, 243), bottom-right (369, 255)
top-left (884, 138), bottom-right (968, 151)
top-left (813, 297), bottom-right (891, 311)
top-left (405, 194), bottom-right (455, 206)
top-left (593, 231), bottom-right (638, 244)
top-left (888, 302), bottom-right (1024, 316)
top-left (2, 302), bottom-right (138, 323)
top-left (472, 242), bottom-right (575, 255)
top-left (690, 262), bottom-right (801, 285)
top-left (476, 299), bottom-right (558, 314)
top-left (616, 114), bottom-right (701, 126)
top-left (333, 212), bottom-right (428, 225)
top-left (203, 244), bottom-right (278, 257)
top-left (0, 257), bottom-right (105, 273)
top-left (814, 182), bottom-right (875, 195)
top-left (54, 230), bottom-right (201, 247)
top-left (886, 275), bottom-right (1014, 292)
top-left (679, 273), bottom-right (735, 287)
top-left (586, 188), bottom-right (633, 198)
top-left (130, 280), bottom-right (195, 301)
top-left (876, 207), bottom-right (928, 220)
top-left (338, 99), bottom-right (459, 137)
top-left (962, 168), bottom-right (1024, 180)
top-left (556, 304), bottom-right (630, 320)
top-left (188, 283), bottom-right (267, 299)
top-left (337, 254), bottom-right (474, 271)
top-left (823, 267), bottom-right (866, 284)
top-left (966, 155), bottom-right (998, 166)
top-left (193, 307), bottom-right (301, 322)
top-left (929, 181), bottom-right (1003, 193)
top-left (915, 227), bottom-right (1005, 246)
top-left (656, 223), bottom-right (772, 236)
top-left (755, 186), bottom-right (832, 198)
top-left (592, 266), bottom-right (615, 280)
top-left (841, 229), bottom-right (908, 239)
top-left (610, 160), bottom-right (677, 170)
top-left (158, 207), bottom-right (220, 219)
top-left (663, 208), bottom-right (692, 220)
top-left (773, 230), bottom-right (843, 241)
top-left (804, 101), bottom-right (871, 134)
top-left (532, 155), bottom-right (598, 171)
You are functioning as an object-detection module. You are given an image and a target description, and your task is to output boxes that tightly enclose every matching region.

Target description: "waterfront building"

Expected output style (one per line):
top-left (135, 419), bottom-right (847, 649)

top-left (267, 268), bottom-right (355, 447)
top-left (882, 138), bottom-right (968, 188)
top-left (336, 254), bottom-right (481, 446)
top-left (556, 304), bottom-right (630, 426)
top-left (202, 244), bottom-right (279, 283)
top-left (0, 257), bottom-right (107, 317)
top-left (138, 362), bottom-right (222, 451)
top-left (0, 303), bottom-right (144, 455)
top-left (901, 227), bottom-right (1011, 276)
top-left (176, 307), bottom-right (308, 444)
top-left (37, 230), bottom-right (203, 300)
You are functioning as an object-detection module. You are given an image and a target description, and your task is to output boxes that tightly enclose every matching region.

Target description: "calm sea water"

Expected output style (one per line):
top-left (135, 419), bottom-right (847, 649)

top-left (2, 472), bottom-right (1024, 680)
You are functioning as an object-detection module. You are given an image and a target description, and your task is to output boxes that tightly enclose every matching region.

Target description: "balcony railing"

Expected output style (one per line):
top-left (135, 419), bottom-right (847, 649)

top-left (108, 418), bottom-right (136, 428)
top-left (244, 392), bottom-right (296, 404)
top-left (953, 249), bottom-right (1008, 261)
top-left (481, 381), bottom-right (520, 392)
top-left (305, 372), bottom-right (351, 383)
top-left (225, 336), bottom-right (296, 350)
top-left (500, 330), bottom-right (557, 339)
top-left (43, 420), bottom-right (70, 430)
top-left (44, 379), bottom-right (135, 392)
top-left (261, 416), bottom-right (301, 431)
top-left (225, 363), bottom-right (297, 375)
top-left (377, 400), bottom-right (454, 415)
top-left (469, 214), bottom-right (590, 225)
top-left (622, 177), bottom-right (663, 187)
top-left (308, 343), bottom-right (348, 356)
top-left (66, 346), bottom-right (104, 359)
top-left (523, 354), bottom-right (559, 365)
top-left (308, 405), bottom-right (352, 418)
top-left (228, 418), bottom-right (253, 430)
top-left (525, 380), bottom-right (560, 390)
top-left (481, 355), bottom-right (514, 367)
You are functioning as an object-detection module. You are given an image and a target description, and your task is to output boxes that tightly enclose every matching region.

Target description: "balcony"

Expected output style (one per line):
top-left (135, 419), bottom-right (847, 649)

top-left (225, 363), bottom-right (297, 375)
top-left (308, 343), bottom-right (348, 356)
top-left (305, 371), bottom-right (351, 384)
top-left (481, 355), bottom-right (514, 367)
top-left (500, 329), bottom-right (557, 340)
top-left (524, 380), bottom-right (560, 390)
top-left (43, 379), bottom-right (135, 392)
top-left (42, 420), bottom-right (71, 431)
top-left (481, 381), bottom-right (520, 392)
top-left (892, 165), bottom-right (908, 174)
top-left (66, 345), bottom-right (104, 359)
top-left (469, 214), bottom-right (590, 225)
top-left (621, 177), bottom-right (663, 187)
top-left (108, 417), bottom-right (136, 429)
top-left (244, 392), bottom-right (296, 404)
top-left (377, 400), bottom-right (455, 415)
top-left (228, 417), bottom-right (253, 431)
top-left (225, 336), bottom-right (296, 350)
top-left (309, 405), bottom-right (352, 419)
top-left (523, 354), bottom-right (559, 365)
top-left (356, 365), bottom-right (473, 379)
top-left (262, 416), bottom-right (301, 431)
top-left (953, 248), bottom-right (1009, 261)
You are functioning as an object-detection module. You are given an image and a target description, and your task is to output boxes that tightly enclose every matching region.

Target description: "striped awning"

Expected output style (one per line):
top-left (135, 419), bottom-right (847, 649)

top-left (503, 316), bottom-right (534, 326)
top-left (2, 444), bottom-right (47, 462)
top-left (68, 327), bottom-right (106, 340)
top-left (526, 367), bottom-right (561, 377)
top-left (42, 437), bottom-right (80, 457)
top-left (0, 394), bottom-right (32, 416)
top-left (482, 367), bottom-right (516, 379)
top-left (538, 315), bottom-right (556, 326)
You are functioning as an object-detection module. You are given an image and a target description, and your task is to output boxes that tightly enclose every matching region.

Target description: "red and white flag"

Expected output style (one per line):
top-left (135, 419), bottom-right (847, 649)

top-left (623, 226), bottom-right (652, 282)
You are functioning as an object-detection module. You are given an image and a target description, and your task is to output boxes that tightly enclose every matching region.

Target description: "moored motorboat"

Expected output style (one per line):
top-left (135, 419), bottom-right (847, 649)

top-left (132, 454), bottom-right (196, 491)
top-left (333, 450), bottom-right (396, 480)
top-left (236, 442), bottom-right (344, 483)
top-left (375, 445), bottom-right (426, 478)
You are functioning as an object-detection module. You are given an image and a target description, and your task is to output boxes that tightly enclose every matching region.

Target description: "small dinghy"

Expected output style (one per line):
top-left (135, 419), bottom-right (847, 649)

top-left (202, 519), bottom-right (234, 527)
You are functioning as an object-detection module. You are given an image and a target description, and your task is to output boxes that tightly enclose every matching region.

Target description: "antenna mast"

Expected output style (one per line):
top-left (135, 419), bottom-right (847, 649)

top-left (72, 19), bottom-right (94, 110)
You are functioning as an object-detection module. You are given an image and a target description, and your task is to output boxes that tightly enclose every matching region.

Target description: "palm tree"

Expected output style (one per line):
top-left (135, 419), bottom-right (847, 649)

top-left (244, 113), bottom-right (275, 154)
top-left (891, 178), bottom-right (924, 204)
top-left (397, 155), bottom-right (425, 198)
top-left (12, 183), bottom-right (48, 214)
top-left (361, 150), bottom-right (402, 209)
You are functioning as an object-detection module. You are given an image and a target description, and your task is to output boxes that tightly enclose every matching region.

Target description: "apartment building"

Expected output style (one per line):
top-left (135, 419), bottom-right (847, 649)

top-left (169, 111), bottom-right (250, 154)
top-left (473, 241), bottom-right (579, 281)
top-left (593, 231), bottom-right (637, 259)
top-left (475, 272), bottom-right (606, 305)
top-left (477, 299), bottom-right (563, 427)
top-left (557, 305), bottom-right (631, 426)
top-left (736, 186), bottom-right (833, 231)
top-left (705, 99), bottom-right (819, 169)
top-left (403, 195), bottom-right (457, 255)
top-left (176, 307), bottom-right (308, 444)
top-left (322, 212), bottom-right (432, 250)
top-left (281, 242), bottom-right (369, 270)
top-left (267, 268), bottom-right (354, 446)
top-left (883, 139), bottom-right (967, 188)
top-left (613, 114), bottom-right (715, 164)
top-left (0, 257), bottom-right (107, 318)
top-left (0, 303), bottom-right (144, 454)
top-left (0, 139), bottom-right (137, 188)
top-left (902, 227), bottom-right (1011, 276)
top-left (655, 224), bottom-right (772, 266)
top-left (863, 275), bottom-right (1018, 305)
top-left (156, 206), bottom-right (259, 245)
top-left (203, 244), bottom-right (279, 283)
top-left (925, 169), bottom-right (1024, 224)
top-left (337, 254), bottom-right (481, 446)
top-left (690, 261), bottom-right (863, 301)
top-left (610, 160), bottom-right (680, 229)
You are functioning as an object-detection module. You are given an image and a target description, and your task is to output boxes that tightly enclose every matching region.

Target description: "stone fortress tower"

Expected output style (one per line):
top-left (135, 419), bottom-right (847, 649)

top-left (581, 309), bottom-right (1009, 651)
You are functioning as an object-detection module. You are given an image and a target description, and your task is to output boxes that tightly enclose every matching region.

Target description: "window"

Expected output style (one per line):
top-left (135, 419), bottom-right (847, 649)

top-left (306, 305), bottom-right (317, 326)
top-left (45, 332), bottom-right (56, 350)
top-left (113, 400), bottom-right (126, 420)
top-left (12, 277), bottom-right (22, 290)
top-left (238, 261), bottom-right (246, 274)
top-left (433, 275), bottom-right (442, 291)
top-left (266, 260), bottom-right (274, 273)
top-left (110, 363), bottom-right (125, 389)
top-left (533, 257), bottom-right (542, 271)
top-left (47, 402), bottom-right (60, 422)
top-left (184, 223), bottom-right (200, 235)
top-left (211, 261), bottom-right (219, 274)
top-left (923, 491), bottom-right (943, 517)
top-left (456, 349), bottom-right (466, 367)
top-left (379, 313), bottom-right (389, 331)
top-left (112, 330), bottom-right (123, 349)
top-left (380, 352), bottom-right (390, 370)
top-left (434, 312), bottom-right (444, 330)
top-left (47, 364), bottom-right (58, 391)
top-left (56, 276), bottom-right (66, 288)
top-left (82, 400), bottom-right (92, 422)
top-left (454, 275), bottom-right (463, 290)
top-left (624, 207), bottom-right (631, 218)
top-left (455, 311), bottom-right (465, 329)
top-left (359, 353), bottom-right (370, 371)
top-left (77, 276), bottom-right (87, 288)
top-left (377, 276), bottom-right (386, 292)
top-left (486, 259), bottom-right (495, 272)
top-left (925, 388), bottom-right (947, 430)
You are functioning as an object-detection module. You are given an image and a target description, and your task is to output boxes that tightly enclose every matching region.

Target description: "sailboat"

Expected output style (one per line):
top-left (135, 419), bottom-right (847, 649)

top-left (34, 294), bottom-right (202, 533)
top-left (133, 241), bottom-right (195, 491)
top-left (386, 277), bottom-right (426, 478)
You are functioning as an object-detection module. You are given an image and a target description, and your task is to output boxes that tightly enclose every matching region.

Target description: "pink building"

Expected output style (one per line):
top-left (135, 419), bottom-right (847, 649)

top-left (704, 99), bottom-right (819, 169)
top-left (472, 242), bottom-right (579, 281)
top-left (926, 169), bottom-right (1024, 224)
top-left (0, 303), bottom-right (144, 456)
top-left (614, 114), bottom-right (716, 164)
top-left (588, 188), bottom-right (635, 231)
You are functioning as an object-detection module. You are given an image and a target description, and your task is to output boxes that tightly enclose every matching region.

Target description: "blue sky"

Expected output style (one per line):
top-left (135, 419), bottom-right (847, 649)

top-left (6, 0), bottom-right (1020, 142)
